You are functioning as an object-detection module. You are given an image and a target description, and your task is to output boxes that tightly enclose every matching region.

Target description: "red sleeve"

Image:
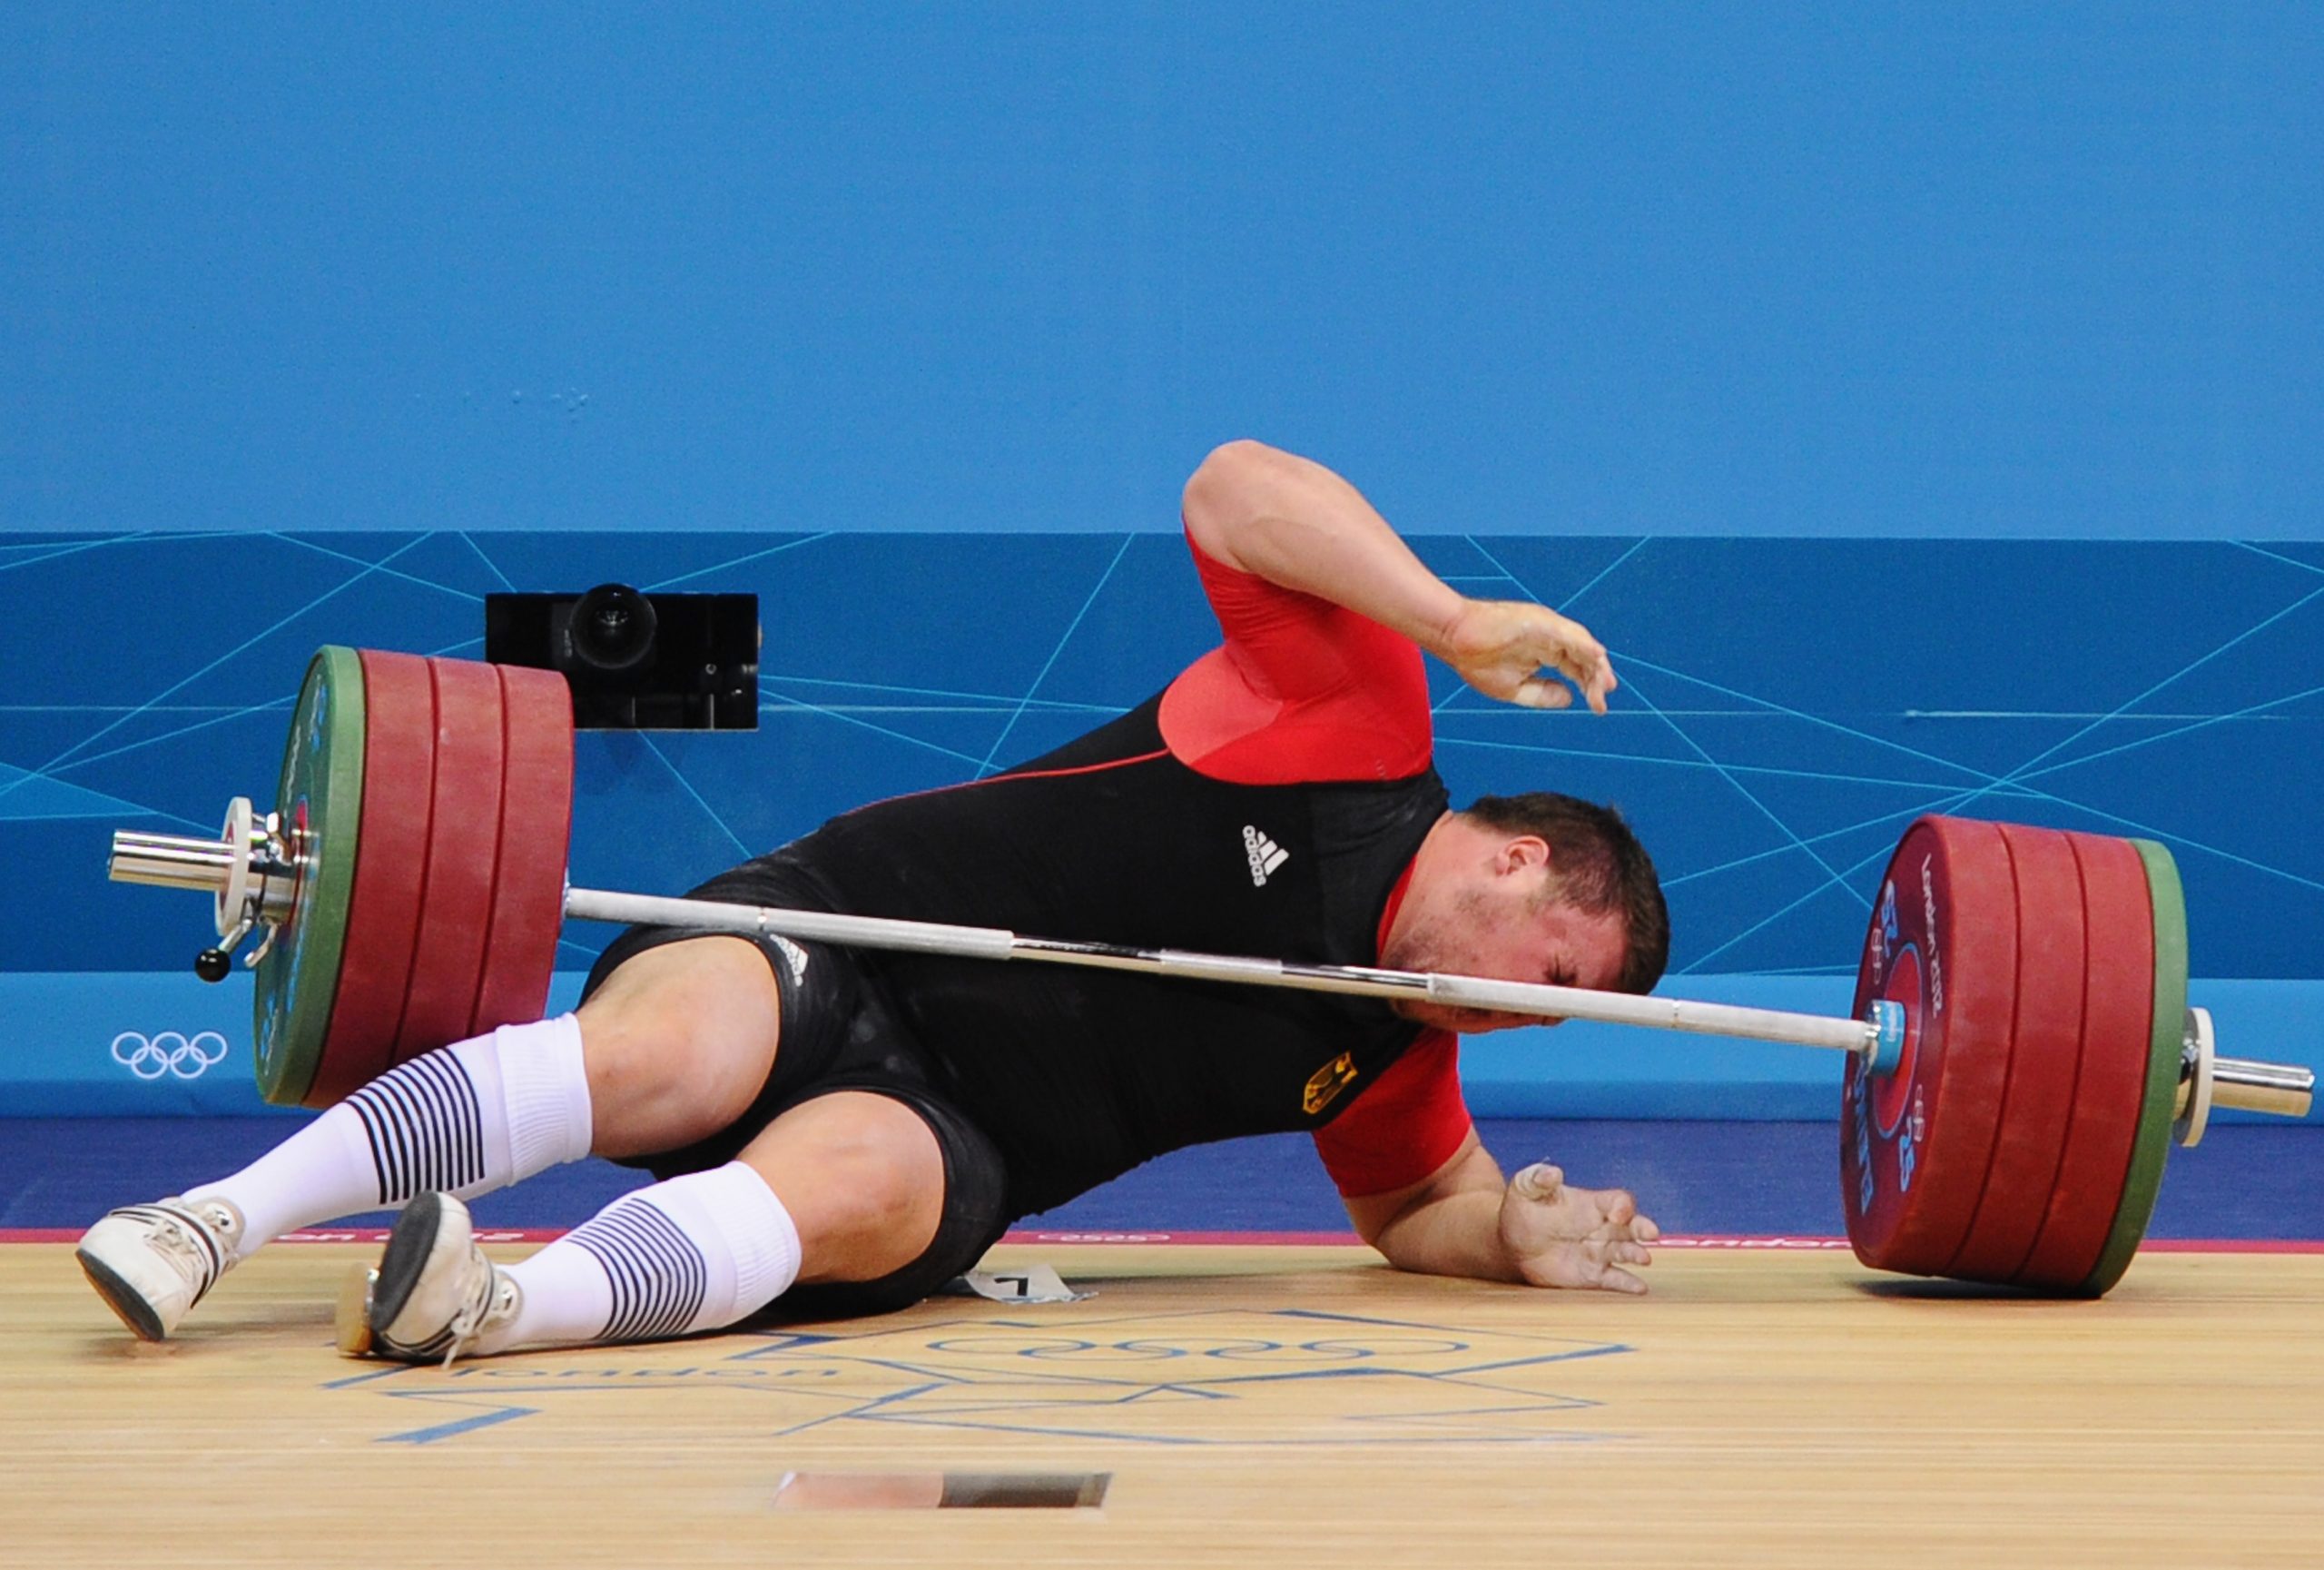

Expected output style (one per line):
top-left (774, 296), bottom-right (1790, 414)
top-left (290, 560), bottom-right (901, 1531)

top-left (1311, 1031), bottom-right (1473, 1198)
top-left (1157, 529), bottom-right (1433, 784)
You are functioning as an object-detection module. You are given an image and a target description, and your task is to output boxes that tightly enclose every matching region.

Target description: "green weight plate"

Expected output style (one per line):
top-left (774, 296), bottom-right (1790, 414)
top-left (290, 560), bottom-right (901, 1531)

top-left (252, 647), bottom-right (367, 1105)
top-left (2079, 838), bottom-right (2189, 1296)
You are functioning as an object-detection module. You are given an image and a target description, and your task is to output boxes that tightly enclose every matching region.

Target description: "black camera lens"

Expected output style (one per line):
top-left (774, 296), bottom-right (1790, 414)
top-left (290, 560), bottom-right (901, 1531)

top-left (567, 583), bottom-right (659, 673)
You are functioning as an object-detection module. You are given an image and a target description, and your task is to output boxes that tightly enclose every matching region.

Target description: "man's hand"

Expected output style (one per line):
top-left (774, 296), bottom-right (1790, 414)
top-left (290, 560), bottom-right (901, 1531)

top-left (1439, 599), bottom-right (1618, 714)
top-left (1498, 1162), bottom-right (1659, 1294)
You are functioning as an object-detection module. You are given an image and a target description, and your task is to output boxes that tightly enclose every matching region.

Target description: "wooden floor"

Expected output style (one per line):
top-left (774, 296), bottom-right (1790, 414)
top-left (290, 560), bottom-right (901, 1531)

top-left (5, 1240), bottom-right (2320, 1567)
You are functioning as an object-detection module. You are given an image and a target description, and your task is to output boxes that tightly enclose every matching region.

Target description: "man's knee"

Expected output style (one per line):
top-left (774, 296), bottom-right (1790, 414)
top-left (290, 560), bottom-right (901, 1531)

top-left (576, 936), bottom-right (784, 1158)
top-left (737, 1092), bottom-right (947, 1285)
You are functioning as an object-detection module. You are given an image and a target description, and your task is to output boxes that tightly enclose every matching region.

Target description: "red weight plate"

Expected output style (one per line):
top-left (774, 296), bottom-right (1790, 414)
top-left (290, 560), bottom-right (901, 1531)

top-left (468, 664), bottom-right (574, 1033)
top-left (2012, 832), bottom-right (2155, 1289)
top-left (1841, 815), bottom-right (2018, 1276)
top-left (304, 651), bottom-right (438, 1105)
top-left (1942, 824), bottom-right (2089, 1282)
top-left (389, 659), bottom-right (507, 1062)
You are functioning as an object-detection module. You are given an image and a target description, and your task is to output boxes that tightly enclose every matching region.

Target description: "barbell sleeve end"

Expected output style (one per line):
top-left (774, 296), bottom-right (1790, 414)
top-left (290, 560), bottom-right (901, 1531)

top-left (2208, 1056), bottom-right (2314, 1121)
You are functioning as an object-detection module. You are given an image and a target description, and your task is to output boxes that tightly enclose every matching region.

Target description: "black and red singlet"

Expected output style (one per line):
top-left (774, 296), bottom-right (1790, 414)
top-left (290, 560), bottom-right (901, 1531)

top-left (767, 535), bottom-right (1477, 1219)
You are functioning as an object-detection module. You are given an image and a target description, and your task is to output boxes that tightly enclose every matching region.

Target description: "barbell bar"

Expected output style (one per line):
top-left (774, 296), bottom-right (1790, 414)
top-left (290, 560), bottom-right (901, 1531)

top-left (103, 647), bottom-right (2316, 1296)
top-left (106, 825), bottom-right (2317, 1128)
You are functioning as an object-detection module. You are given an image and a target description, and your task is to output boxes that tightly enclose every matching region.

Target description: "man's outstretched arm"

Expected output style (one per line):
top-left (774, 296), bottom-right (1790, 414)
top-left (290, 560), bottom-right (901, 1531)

top-left (1342, 1131), bottom-right (1659, 1295)
top-left (1180, 439), bottom-right (1620, 713)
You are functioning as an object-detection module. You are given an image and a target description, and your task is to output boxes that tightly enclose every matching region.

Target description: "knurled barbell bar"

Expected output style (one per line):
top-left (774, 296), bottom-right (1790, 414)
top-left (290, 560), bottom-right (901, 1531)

top-left (107, 647), bottom-right (2314, 1298)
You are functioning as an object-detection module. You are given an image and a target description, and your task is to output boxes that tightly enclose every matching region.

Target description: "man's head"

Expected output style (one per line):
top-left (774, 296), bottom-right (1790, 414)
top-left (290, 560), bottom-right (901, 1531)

top-left (1381, 793), bottom-right (1669, 1032)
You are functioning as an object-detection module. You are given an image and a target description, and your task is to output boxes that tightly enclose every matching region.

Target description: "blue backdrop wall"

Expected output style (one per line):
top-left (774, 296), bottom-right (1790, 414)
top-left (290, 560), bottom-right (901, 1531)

top-left (4, 6), bottom-right (2319, 1116)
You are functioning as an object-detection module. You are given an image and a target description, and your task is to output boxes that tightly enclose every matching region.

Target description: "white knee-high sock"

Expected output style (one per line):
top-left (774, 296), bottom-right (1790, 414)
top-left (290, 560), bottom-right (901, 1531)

top-left (185, 1015), bottom-right (595, 1259)
top-left (487, 1162), bottom-right (803, 1353)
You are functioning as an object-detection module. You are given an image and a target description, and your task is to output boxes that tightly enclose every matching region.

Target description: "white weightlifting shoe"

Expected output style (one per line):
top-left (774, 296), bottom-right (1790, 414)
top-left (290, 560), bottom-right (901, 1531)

top-left (77, 1196), bottom-right (245, 1341)
top-left (338, 1191), bottom-right (520, 1367)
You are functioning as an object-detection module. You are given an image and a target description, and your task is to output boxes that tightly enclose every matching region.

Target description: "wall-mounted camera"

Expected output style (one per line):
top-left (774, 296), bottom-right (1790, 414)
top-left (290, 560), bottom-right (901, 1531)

top-left (486, 586), bottom-right (758, 731)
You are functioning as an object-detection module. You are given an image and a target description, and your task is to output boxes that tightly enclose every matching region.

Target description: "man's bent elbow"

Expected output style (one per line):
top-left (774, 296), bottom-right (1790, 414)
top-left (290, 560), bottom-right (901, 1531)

top-left (1181, 439), bottom-right (1293, 565)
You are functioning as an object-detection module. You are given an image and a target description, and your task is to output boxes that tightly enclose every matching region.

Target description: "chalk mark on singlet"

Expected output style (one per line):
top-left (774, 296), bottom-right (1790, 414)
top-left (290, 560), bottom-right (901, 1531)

top-left (975, 534), bottom-right (1137, 777)
top-left (0, 535), bottom-right (438, 807)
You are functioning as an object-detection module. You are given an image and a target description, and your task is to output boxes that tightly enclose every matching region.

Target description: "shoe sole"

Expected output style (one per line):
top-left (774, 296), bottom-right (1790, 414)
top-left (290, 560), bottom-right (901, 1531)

top-left (366, 1191), bottom-right (448, 1341)
top-left (334, 1266), bottom-right (379, 1357)
top-left (76, 1249), bottom-right (166, 1343)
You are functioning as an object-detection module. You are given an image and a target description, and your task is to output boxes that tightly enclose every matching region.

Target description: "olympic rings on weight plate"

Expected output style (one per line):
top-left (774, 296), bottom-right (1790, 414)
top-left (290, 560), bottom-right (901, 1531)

top-left (110, 1031), bottom-right (231, 1081)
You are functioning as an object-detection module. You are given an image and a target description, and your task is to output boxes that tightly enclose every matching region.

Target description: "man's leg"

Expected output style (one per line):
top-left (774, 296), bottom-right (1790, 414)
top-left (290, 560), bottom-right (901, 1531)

top-left (356, 1089), bottom-right (973, 1362)
top-left (78, 935), bottom-right (784, 1340)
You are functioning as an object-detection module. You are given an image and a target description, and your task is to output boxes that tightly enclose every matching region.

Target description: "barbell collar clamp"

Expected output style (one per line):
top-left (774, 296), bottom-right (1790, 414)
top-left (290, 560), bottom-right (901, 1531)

top-left (110, 823), bottom-right (296, 963)
top-left (1865, 1000), bottom-right (1905, 1074)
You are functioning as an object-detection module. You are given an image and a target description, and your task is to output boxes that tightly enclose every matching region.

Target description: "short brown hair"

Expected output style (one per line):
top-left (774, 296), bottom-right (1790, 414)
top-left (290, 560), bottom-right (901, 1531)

top-left (1461, 793), bottom-right (1669, 995)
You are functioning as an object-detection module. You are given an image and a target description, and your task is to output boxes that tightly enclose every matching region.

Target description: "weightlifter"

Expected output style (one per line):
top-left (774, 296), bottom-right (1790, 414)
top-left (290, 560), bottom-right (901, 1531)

top-left (78, 439), bottom-right (1670, 1363)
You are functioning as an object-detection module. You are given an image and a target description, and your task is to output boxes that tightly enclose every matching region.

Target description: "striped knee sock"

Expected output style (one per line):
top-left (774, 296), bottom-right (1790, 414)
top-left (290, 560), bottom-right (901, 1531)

top-left (185, 1015), bottom-right (595, 1259)
top-left (486, 1162), bottom-right (803, 1352)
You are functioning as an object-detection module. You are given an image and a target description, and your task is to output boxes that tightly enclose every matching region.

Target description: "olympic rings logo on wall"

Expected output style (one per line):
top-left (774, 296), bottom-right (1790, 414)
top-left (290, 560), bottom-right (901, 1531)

top-left (111, 1031), bottom-right (231, 1081)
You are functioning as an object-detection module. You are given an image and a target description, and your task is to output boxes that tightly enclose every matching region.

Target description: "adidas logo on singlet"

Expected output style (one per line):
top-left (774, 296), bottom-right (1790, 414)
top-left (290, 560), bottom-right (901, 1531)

top-left (1243, 824), bottom-right (1290, 886)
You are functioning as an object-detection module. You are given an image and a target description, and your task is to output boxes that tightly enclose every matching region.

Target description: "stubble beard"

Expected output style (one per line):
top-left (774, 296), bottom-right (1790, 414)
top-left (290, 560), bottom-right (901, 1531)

top-left (1379, 894), bottom-right (1508, 1032)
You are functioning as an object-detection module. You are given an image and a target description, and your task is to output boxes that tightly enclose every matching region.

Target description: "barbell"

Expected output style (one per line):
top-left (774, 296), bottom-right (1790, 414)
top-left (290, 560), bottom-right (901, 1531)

top-left (108, 647), bottom-right (2313, 1298)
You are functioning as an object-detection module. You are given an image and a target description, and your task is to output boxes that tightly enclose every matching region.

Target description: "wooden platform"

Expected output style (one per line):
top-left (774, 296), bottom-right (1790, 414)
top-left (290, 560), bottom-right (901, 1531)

top-left (5, 1240), bottom-right (2319, 1567)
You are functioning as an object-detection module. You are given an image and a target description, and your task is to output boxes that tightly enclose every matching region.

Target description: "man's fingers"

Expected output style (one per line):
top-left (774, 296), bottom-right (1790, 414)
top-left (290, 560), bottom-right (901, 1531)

top-left (1512, 678), bottom-right (1573, 710)
top-left (1633, 1212), bottom-right (1661, 1243)
top-left (1582, 657), bottom-right (1616, 715)
top-left (1512, 1162), bottom-right (1563, 1201)
top-left (1593, 1264), bottom-right (1649, 1296)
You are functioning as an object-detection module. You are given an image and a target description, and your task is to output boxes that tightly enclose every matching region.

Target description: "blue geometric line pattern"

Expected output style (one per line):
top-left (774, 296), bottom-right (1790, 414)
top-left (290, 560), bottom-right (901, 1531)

top-left (1462, 536), bottom-right (1865, 910)
top-left (454, 534), bottom-right (519, 594)
top-left (975, 533), bottom-right (1137, 777)
top-left (266, 533), bottom-right (488, 604)
top-left (343, 1308), bottom-right (1634, 1447)
top-left (1935, 575), bottom-right (2324, 824)
top-left (8, 532), bottom-right (2319, 978)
